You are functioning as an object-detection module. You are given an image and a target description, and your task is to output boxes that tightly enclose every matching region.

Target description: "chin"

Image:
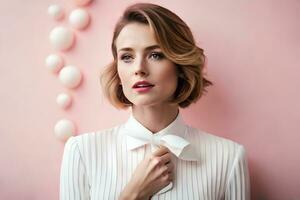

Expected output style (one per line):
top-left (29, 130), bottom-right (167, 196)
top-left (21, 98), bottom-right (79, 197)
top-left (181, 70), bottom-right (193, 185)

top-left (127, 93), bottom-right (173, 107)
top-left (131, 98), bottom-right (172, 108)
top-left (132, 101), bottom-right (157, 107)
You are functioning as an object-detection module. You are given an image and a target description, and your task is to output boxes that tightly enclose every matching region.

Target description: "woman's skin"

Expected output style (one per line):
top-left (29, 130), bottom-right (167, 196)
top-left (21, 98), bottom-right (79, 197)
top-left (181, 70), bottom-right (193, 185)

top-left (116, 23), bottom-right (178, 199)
top-left (120, 147), bottom-right (175, 200)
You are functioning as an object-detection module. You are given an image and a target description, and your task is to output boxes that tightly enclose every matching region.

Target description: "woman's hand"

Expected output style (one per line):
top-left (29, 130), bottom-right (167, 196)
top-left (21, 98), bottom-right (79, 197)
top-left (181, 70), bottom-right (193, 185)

top-left (119, 146), bottom-right (175, 200)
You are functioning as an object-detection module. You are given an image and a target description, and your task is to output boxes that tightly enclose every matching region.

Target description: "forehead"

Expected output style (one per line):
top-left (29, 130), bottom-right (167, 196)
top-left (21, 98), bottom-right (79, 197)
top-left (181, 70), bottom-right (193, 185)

top-left (115, 23), bottom-right (158, 51)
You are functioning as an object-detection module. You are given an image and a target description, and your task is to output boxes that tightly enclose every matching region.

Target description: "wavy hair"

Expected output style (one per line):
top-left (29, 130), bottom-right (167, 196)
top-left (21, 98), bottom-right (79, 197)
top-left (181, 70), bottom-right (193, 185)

top-left (100, 3), bottom-right (213, 109)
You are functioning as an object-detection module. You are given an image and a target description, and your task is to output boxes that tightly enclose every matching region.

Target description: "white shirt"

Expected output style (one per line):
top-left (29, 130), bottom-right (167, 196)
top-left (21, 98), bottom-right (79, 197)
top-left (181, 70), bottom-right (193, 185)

top-left (60, 112), bottom-right (250, 200)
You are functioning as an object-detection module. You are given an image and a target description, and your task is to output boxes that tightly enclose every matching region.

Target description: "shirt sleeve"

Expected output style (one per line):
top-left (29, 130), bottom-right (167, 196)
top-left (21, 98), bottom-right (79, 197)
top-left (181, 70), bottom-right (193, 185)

top-left (60, 136), bottom-right (90, 200)
top-left (225, 145), bottom-right (251, 200)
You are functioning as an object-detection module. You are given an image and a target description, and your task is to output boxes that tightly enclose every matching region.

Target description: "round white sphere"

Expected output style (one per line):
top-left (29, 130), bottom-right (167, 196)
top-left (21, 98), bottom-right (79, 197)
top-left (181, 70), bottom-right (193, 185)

top-left (54, 119), bottom-right (76, 141)
top-left (72, 0), bottom-right (93, 6)
top-left (45, 54), bottom-right (64, 73)
top-left (49, 26), bottom-right (75, 51)
top-left (59, 65), bottom-right (82, 88)
top-left (47, 4), bottom-right (64, 20)
top-left (56, 93), bottom-right (72, 109)
top-left (69, 8), bottom-right (90, 29)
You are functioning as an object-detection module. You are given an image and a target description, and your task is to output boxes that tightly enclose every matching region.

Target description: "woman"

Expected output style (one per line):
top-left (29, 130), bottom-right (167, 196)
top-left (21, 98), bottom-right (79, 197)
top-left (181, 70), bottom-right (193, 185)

top-left (60, 3), bottom-right (250, 200)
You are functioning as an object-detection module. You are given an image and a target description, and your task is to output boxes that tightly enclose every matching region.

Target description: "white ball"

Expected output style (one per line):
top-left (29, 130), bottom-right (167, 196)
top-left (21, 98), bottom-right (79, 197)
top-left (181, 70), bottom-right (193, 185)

top-left (49, 26), bottom-right (75, 51)
top-left (45, 54), bottom-right (64, 73)
top-left (54, 119), bottom-right (76, 141)
top-left (69, 8), bottom-right (90, 29)
top-left (59, 65), bottom-right (82, 88)
top-left (48, 4), bottom-right (64, 20)
top-left (56, 93), bottom-right (72, 109)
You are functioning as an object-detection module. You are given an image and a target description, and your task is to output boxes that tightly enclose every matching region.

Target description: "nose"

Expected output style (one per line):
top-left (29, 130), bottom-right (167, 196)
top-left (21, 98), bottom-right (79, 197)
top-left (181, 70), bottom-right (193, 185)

top-left (134, 57), bottom-right (148, 76)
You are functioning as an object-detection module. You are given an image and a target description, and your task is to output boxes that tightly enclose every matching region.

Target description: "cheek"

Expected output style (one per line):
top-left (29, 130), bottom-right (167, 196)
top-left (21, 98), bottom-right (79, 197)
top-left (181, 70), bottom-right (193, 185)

top-left (117, 67), bottom-right (132, 96)
top-left (156, 64), bottom-right (178, 87)
top-left (117, 67), bottom-right (127, 84)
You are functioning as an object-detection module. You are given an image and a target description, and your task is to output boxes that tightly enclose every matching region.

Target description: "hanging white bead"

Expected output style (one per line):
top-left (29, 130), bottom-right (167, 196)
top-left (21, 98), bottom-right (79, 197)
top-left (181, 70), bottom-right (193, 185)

top-left (59, 65), bottom-right (82, 89)
top-left (45, 54), bottom-right (64, 73)
top-left (56, 93), bottom-right (72, 109)
top-left (49, 26), bottom-right (75, 51)
top-left (48, 4), bottom-right (64, 20)
top-left (54, 119), bottom-right (76, 141)
top-left (69, 8), bottom-right (90, 30)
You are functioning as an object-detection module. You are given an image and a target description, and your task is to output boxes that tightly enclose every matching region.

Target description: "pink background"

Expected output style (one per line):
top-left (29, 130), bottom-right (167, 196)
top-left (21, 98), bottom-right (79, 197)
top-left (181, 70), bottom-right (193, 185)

top-left (1, 0), bottom-right (299, 199)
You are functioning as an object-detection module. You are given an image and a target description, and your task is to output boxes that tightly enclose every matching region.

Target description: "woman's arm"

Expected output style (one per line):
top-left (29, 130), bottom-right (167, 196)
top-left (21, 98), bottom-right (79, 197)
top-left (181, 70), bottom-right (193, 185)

top-left (225, 145), bottom-right (251, 200)
top-left (60, 137), bottom-right (90, 200)
top-left (119, 146), bottom-right (174, 200)
top-left (118, 182), bottom-right (144, 200)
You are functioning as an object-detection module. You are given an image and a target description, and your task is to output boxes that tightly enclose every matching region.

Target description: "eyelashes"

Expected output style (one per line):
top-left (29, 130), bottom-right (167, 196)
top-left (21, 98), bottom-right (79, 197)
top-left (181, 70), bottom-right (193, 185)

top-left (120, 54), bottom-right (132, 62)
top-left (119, 51), bottom-right (165, 63)
top-left (150, 52), bottom-right (165, 60)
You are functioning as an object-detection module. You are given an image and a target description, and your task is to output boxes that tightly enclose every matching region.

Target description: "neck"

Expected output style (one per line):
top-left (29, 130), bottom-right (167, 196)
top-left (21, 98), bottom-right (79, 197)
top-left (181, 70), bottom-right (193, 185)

top-left (131, 104), bottom-right (179, 134)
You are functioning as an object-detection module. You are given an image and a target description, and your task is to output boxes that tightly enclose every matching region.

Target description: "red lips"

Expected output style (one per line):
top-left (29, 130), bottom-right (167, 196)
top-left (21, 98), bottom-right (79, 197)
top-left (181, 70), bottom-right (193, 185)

top-left (132, 80), bottom-right (154, 88)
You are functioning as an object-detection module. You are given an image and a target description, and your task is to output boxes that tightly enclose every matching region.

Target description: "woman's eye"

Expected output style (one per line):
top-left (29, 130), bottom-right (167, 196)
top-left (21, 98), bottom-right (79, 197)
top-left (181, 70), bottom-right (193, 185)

top-left (149, 52), bottom-right (164, 60)
top-left (120, 54), bottom-right (133, 63)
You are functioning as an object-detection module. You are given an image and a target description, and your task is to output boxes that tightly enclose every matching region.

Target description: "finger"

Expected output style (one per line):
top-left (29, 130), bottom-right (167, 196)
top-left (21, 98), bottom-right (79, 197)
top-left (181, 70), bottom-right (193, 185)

top-left (165, 161), bottom-right (174, 172)
top-left (152, 145), bottom-right (169, 157)
top-left (159, 152), bottom-right (172, 164)
top-left (167, 171), bottom-right (175, 181)
top-left (161, 170), bottom-right (174, 183)
top-left (160, 162), bottom-right (174, 176)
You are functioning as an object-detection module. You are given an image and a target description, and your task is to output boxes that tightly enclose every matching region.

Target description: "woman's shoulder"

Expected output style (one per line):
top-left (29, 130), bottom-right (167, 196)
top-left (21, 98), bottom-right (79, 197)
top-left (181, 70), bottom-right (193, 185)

top-left (64, 124), bottom-right (123, 151)
top-left (62, 125), bottom-right (123, 163)
top-left (183, 126), bottom-right (247, 172)
top-left (186, 125), bottom-right (246, 156)
top-left (70, 124), bottom-right (123, 142)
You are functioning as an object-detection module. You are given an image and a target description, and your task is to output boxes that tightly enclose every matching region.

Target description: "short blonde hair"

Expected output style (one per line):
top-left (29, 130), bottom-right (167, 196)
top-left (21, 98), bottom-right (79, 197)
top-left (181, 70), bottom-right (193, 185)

top-left (100, 3), bottom-right (213, 109)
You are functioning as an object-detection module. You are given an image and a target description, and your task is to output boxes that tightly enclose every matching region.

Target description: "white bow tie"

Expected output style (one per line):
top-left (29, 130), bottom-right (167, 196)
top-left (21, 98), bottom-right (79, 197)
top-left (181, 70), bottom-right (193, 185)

top-left (125, 131), bottom-right (191, 195)
top-left (124, 131), bottom-right (199, 195)
top-left (125, 130), bottom-right (190, 159)
top-left (123, 113), bottom-right (200, 161)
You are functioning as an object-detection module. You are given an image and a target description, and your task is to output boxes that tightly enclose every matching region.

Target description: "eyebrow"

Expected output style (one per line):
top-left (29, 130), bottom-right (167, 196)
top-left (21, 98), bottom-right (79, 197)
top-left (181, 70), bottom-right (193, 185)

top-left (117, 45), bottom-right (160, 53)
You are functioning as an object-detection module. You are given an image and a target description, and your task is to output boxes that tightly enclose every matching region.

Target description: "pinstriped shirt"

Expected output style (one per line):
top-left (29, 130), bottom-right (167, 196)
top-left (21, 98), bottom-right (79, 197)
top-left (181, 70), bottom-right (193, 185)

top-left (60, 113), bottom-right (250, 200)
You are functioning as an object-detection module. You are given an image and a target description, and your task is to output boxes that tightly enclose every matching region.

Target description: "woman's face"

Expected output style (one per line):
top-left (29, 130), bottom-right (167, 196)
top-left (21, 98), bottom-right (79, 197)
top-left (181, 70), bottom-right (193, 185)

top-left (116, 23), bottom-right (178, 107)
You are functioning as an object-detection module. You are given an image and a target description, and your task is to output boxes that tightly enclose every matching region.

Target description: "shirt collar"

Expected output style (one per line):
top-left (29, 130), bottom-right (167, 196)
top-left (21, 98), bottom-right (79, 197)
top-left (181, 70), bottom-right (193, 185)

top-left (121, 111), bottom-right (200, 161)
